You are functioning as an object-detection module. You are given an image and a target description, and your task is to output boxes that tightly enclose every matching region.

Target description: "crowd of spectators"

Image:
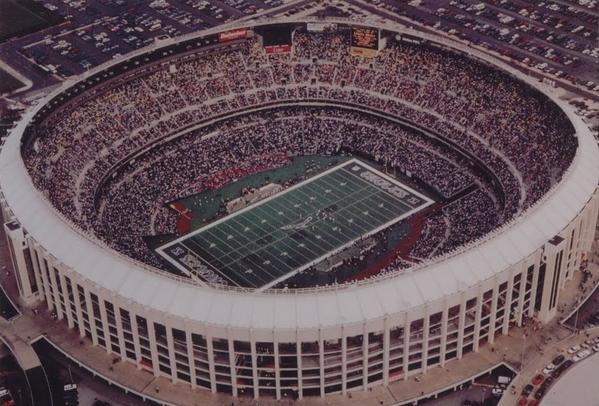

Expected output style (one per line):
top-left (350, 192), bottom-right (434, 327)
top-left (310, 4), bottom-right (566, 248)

top-left (23, 28), bottom-right (578, 283)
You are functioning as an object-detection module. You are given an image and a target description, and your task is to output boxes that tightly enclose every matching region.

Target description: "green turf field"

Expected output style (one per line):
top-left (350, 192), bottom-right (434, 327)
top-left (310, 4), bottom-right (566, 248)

top-left (174, 155), bottom-right (348, 230)
top-left (158, 159), bottom-right (433, 290)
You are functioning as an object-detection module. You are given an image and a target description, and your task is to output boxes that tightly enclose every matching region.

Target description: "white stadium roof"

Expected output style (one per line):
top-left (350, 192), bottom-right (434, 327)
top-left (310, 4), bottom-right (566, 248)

top-left (1, 22), bottom-right (598, 334)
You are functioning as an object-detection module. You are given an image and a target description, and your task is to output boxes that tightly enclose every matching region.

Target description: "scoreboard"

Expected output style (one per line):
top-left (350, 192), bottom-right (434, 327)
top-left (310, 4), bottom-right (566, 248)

top-left (350, 26), bottom-right (380, 57)
top-left (351, 26), bottom-right (379, 49)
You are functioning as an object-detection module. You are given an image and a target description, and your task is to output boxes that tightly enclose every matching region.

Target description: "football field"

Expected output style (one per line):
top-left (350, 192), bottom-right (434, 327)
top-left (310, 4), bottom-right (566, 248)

top-left (157, 159), bottom-right (433, 290)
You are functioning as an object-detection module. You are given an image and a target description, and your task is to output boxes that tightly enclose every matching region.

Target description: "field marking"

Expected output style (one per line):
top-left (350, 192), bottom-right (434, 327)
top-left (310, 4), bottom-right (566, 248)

top-left (156, 158), bottom-right (434, 289)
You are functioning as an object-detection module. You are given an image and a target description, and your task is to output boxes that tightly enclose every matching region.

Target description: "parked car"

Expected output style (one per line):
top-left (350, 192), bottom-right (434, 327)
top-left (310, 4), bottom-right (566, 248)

top-left (531, 374), bottom-right (544, 385)
top-left (592, 344), bottom-right (599, 352)
top-left (534, 385), bottom-right (546, 400)
top-left (522, 384), bottom-right (534, 396)
top-left (552, 354), bottom-right (565, 366)
top-left (542, 364), bottom-right (554, 374)
top-left (567, 345), bottom-right (581, 354)
top-left (572, 349), bottom-right (591, 362)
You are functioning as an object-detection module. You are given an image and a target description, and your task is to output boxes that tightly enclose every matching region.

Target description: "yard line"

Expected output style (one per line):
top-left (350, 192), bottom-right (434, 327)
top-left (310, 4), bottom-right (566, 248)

top-left (178, 239), bottom-right (248, 287)
top-left (159, 158), bottom-right (434, 289)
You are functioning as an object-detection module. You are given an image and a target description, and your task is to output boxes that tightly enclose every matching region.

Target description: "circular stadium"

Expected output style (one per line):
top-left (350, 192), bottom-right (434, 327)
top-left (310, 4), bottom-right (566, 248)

top-left (1, 20), bottom-right (598, 400)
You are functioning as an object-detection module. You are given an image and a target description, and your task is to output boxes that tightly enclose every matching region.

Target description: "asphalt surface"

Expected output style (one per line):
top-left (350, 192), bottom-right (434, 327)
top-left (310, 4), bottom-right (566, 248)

top-left (32, 338), bottom-right (153, 406)
top-left (1, 0), bottom-right (597, 101)
top-left (0, 283), bottom-right (18, 321)
top-left (0, 344), bottom-right (34, 406)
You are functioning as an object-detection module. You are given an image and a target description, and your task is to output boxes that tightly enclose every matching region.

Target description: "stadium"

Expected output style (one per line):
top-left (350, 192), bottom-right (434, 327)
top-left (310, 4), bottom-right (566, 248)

top-left (1, 19), bottom-right (598, 401)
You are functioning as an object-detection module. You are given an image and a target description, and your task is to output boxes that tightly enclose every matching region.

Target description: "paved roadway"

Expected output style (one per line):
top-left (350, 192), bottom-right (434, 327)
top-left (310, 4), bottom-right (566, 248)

top-left (543, 351), bottom-right (599, 406)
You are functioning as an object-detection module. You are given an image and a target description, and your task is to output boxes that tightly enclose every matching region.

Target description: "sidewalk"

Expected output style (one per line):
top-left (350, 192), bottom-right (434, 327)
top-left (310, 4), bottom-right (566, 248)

top-left (497, 260), bottom-right (599, 406)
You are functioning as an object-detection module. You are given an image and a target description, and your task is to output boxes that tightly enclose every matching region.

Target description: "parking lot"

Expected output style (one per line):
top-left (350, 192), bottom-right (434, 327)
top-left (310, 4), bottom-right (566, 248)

top-left (0, 0), bottom-right (288, 92)
top-left (1, 0), bottom-right (597, 98)
top-left (351, 0), bottom-right (599, 98)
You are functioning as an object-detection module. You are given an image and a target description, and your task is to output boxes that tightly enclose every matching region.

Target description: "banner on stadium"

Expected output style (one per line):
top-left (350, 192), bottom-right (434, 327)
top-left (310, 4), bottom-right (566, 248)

top-left (307, 22), bottom-right (337, 32)
top-left (396, 33), bottom-right (422, 45)
top-left (350, 26), bottom-right (380, 58)
top-left (264, 44), bottom-right (291, 54)
top-left (218, 28), bottom-right (248, 43)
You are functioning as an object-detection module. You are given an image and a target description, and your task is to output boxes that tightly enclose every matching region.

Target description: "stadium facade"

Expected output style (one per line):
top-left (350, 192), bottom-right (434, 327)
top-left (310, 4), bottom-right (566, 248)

top-left (1, 19), bottom-right (598, 400)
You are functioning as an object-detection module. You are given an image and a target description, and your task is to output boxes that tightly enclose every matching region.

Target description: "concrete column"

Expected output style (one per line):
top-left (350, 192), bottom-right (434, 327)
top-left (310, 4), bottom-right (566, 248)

top-left (58, 271), bottom-right (74, 328)
top-left (488, 282), bottom-right (499, 345)
top-left (3, 222), bottom-right (36, 303)
top-left (473, 288), bottom-right (483, 352)
top-left (319, 331), bottom-right (325, 397)
top-left (83, 288), bottom-right (98, 346)
top-left (250, 335), bottom-right (259, 399)
top-left (341, 330), bottom-right (347, 394)
top-left (297, 334), bottom-right (303, 399)
top-left (517, 264), bottom-right (527, 326)
top-left (439, 306), bottom-right (449, 367)
top-left (273, 336), bottom-right (281, 400)
top-left (114, 304), bottom-right (128, 361)
top-left (185, 329), bottom-right (198, 389)
top-left (47, 262), bottom-right (63, 319)
top-left (37, 255), bottom-right (53, 311)
top-left (146, 320), bottom-right (161, 377)
top-left (166, 324), bottom-right (178, 383)
top-left (129, 310), bottom-right (143, 371)
top-left (362, 326), bottom-right (368, 389)
top-left (503, 271), bottom-right (514, 335)
top-left (529, 263), bottom-right (540, 318)
top-left (71, 280), bottom-right (86, 338)
top-left (98, 294), bottom-right (110, 353)
top-left (402, 316), bottom-right (410, 381)
top-left (28, 243), bottom-right (44, 302)
top-left (206, 335), bottom-right (217, 393)
top-left (456, 294), bottom-right (466, 359)
top-left (383, 317), bottom-right (390, 385)
top-left (227, 336), bottom-right (238, 397)
top-left (421, 309), bottom-right (430, 373)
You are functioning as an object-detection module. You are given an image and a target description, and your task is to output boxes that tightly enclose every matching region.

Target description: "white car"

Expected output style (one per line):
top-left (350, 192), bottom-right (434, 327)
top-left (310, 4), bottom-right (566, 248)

top-left (542, 364), bottom-right (555, 374)
top-left (572, 349), bottom-right (591, 362)
top-left (568, 345), bottom-right (582, 354)
top-left (592, 344), bottom-right (599, 352)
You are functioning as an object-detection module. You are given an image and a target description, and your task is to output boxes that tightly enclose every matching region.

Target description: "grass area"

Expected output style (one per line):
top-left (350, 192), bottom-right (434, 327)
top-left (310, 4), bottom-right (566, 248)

top-left (176, 155), bottom-right (350, 230)
top-left (159, 159), bottom-right (432, 288)
top-left (0, 0), bottom-right (63, 43)
top-left (0, 67), bottom-right (25, 94)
